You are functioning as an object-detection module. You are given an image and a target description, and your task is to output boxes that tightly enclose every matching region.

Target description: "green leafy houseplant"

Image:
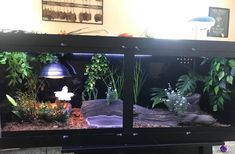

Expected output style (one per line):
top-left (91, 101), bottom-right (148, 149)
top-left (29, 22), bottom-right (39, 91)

top-left (203, 58), bottom-right (235, 111)
top-left (0, 52), bottom-right (56, 89)
top-left (0, 52), bottom-right (32, 86)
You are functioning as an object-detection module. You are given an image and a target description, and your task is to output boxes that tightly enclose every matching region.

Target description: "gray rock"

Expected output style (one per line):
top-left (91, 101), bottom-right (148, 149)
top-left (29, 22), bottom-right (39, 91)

top-left (181, 113), bottom-right (217, 125)
top-left (81, 99), bottom-right (123, 118)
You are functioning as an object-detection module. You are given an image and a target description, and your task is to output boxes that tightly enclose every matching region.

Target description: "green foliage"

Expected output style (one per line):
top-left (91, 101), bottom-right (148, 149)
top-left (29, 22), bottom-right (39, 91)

top-left (82, 54), bottom-right (124, 101)
top-left (133, 60), bottom-right (147, 104)
top-left (150, 88), bottom-right (167, 108)
top-left (103, 68), bottom-right (124, 99)
top-left (0, 52), bottom-right (32, 86)
top-left (34, 101), bottom-right (69, 122)
top-left (151, 83), bottom-right (188, 115)
top-left (175, 58), bottom-right (235, 112)
top-left (26, 53), bottom-right (56, 99)
top-left (176, 72), bottom-right (204, 96)
top-left (6, 94), bottom-right (17, 107)
top-left (203, 58), bottom-right (235, 111)
top-left (82, 54), bottom-right (147, 104)
top-left (0, 52), bottom-right (55, 96)
top-left (37, 53), bottom-right (57, 64)
top-left (82, 54), bottom-right (110, 100)
top-left (113, 70), bottom-right (124, 99)
top-left (6, 93), bottom-right (69, 122)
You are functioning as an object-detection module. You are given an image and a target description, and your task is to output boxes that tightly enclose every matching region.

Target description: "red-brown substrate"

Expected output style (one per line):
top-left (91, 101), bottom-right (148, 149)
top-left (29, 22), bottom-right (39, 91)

top-left (2, 108), bottom-right (88, 131)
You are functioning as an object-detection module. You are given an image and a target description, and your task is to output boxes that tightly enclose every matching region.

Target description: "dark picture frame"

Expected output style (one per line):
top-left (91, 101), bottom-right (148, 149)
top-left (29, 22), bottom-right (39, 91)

top-left (42, 0), bottom-right (103, 25)
top-left (207, 7), bottom-right (230, 38)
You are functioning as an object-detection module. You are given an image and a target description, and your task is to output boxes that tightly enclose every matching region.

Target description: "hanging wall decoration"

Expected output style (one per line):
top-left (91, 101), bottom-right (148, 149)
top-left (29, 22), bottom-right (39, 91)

top-left (42, 0), bottom-right (103, 25)
top-left (207, 7), bottom-right (230, 38)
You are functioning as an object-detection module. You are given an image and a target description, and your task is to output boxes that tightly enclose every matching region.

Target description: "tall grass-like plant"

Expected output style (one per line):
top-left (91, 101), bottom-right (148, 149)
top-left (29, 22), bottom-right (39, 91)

top-left (103, 68), bottom-right (124, 99)
top-left (133, 60), bottom-right (147, 104)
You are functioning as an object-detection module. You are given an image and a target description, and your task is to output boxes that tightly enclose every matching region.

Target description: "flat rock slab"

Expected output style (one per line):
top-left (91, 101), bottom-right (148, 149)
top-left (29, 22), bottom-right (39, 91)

top-left (86, 115), bottom-right (122, 128)
top-left (81, 99), bottom-right (123, 117)
top-left (133, 105), bottom-right (180, 127)
top-left (81, 99), bottom-right (218, 128)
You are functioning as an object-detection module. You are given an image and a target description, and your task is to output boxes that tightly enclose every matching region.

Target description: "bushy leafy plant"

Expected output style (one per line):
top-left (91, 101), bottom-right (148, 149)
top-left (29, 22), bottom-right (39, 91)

top-left (6, 93), bottom-right (69, 122)
top-left (151, 83), bottom-right (188, 115)
top-left (203, 58), bottom-right (235, 111)
top-left (0, 52), bottom-right (56, 91)
top-left (82, 54), bottom-right (110, 100)
top-left (173, 57), bottom-right (235, 112)
top-left (82, 54), bottom-right (124, 101)
top-left (0, 52), bottom-right (32, 86)
top-left (36, 53), bottom-right (57, 64)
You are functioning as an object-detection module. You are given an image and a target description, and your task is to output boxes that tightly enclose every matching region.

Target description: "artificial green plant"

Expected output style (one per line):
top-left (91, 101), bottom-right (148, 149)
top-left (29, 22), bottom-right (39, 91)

top-left (6, 93), bottom-right (69, 122)
top-left (203, 58), bottom-right (235, 111)
top-left (82, 54), bottom-right (147, 104)
top-left (82, 54), bottom-right (124, 101)
top-left (0, 51), bottom-right (68, 122)
top-left (152, 57), bottom-right (235, 112)
top-left (176, 71), bottom-right (204, 96)
top-left (133, 60), bottom-right (147, 104)
top-left (151, 83), bottom-right (188, 115)
top-left (0, 52), bottom-right (32, 86)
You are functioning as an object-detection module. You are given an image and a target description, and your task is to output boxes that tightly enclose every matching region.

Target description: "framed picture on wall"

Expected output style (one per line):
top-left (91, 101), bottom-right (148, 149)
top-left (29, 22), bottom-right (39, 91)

top-left (207, 7), bottom-right (230, 38)
top-left (42, 0), bottom-right (103, 25)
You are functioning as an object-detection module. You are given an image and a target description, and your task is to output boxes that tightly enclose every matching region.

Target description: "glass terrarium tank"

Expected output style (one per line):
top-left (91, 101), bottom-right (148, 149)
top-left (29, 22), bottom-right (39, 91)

top-left (132, 55), bottom-right (235, 128)
top-left (1, 33), bottom-right (235, 148)
top-left (0, 51), bottom-right (233, 131)
top-left (0, 52), bottom-right (124, 131)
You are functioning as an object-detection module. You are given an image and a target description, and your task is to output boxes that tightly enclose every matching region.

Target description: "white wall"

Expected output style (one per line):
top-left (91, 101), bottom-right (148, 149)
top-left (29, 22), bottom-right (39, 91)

top-left (0, 0), bottom-right (234, 40)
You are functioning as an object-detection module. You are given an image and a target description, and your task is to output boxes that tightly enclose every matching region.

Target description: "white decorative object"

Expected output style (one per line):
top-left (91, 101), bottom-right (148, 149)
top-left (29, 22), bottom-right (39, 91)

top-left (54, 86), bottom-right (74, 101)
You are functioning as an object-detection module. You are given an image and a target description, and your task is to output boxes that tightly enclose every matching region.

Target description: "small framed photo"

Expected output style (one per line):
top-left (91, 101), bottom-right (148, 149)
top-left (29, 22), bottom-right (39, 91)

top-left (207, 7), bottom-right (230, 38)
